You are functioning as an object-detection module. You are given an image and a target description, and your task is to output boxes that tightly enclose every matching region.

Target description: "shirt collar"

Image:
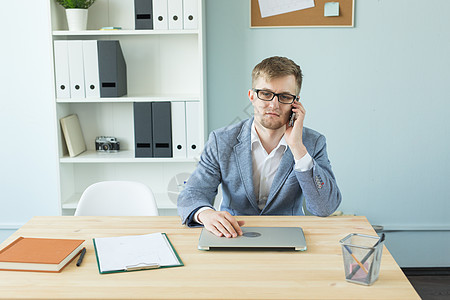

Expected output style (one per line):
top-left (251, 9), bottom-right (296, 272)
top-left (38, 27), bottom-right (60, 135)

top-left (251, 121), bottom-right (287, 153)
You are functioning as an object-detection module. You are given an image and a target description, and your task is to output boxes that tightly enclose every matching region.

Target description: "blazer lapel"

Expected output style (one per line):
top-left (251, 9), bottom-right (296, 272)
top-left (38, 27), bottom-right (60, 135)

top-left (263, 148), bottom-right (295, 212)
top-left (233, 119), bottom-right (260, 212)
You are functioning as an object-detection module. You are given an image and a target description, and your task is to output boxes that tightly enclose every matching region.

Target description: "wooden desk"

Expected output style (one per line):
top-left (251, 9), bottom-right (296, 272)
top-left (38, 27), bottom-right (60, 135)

top-left (0, 216), bottom-right (419, 299)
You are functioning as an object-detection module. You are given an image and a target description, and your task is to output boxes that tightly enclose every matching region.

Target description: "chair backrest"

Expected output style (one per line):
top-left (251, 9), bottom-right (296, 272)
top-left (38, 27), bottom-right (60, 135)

top-left (74, 181), bottom-right (159, 216)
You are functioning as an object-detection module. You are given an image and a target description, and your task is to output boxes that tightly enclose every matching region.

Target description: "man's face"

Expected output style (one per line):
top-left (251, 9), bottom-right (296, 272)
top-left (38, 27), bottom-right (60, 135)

top-left (249, 75), bottom-right (298, 131)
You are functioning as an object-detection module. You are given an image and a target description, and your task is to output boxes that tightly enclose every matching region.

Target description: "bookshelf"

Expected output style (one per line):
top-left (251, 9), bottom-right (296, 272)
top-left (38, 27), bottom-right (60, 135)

top-left (49, 0), bottom-right (206, 215)
top-left (53, 30), bottom-right (197, 35)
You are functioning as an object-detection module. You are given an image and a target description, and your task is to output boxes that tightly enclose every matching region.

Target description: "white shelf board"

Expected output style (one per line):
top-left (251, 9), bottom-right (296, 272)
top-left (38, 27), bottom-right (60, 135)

top-left (56, 94), bottom-right (201, 103)
top-left (61, 192), bottom-right (176, 210)
top-left (60, 150), bottom-right (199, 163)
top-left (53, 29), bottom-right (198, 36)
top-left (61, 193), bottom-right (81, 210)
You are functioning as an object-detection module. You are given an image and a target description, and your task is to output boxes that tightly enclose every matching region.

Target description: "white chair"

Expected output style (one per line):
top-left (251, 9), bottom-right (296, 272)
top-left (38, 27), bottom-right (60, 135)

top-left (74, 181), bottom-right (159, 216)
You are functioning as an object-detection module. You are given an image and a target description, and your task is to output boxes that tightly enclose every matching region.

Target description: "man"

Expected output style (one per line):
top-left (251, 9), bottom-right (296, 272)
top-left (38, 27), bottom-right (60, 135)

top-left (177, 56), bottom-right (341, 238)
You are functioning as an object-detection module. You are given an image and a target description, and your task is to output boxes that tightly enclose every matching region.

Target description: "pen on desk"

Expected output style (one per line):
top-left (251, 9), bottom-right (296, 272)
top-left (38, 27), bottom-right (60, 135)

top-left (347, 233), bottom-right (385, 280)
top-left (76, 247), bottom-right (86, 267)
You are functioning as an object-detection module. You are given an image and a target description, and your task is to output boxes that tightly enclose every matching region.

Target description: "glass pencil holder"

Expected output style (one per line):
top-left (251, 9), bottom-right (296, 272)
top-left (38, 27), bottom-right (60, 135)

top-left (339, 233), bottom-right (385, 286)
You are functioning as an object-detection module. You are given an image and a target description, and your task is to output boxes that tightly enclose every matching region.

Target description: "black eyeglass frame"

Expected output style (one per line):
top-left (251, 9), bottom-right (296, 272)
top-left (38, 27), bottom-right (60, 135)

top-left (252, 89), bottom-right (298, 104)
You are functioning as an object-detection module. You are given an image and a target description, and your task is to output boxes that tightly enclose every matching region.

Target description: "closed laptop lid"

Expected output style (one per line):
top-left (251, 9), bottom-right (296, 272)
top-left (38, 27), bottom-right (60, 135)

top-left (198, 227), bottom-right (307, 251)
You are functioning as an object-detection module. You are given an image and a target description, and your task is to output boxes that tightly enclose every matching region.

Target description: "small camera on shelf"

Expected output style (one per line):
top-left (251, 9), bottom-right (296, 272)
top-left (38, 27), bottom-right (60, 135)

top-left (95, 136), bottom-right (120, 152)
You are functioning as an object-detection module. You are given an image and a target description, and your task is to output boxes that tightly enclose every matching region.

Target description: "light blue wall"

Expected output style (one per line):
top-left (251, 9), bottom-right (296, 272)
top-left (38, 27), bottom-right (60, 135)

top-left (0, 230), bottom-right (15, 244)
top-left (206, 0), bottom-right (450, 227)
top-left (205, 0), bottom-right (450, 266)
top-left (0, 0), bottom-right (59, 236)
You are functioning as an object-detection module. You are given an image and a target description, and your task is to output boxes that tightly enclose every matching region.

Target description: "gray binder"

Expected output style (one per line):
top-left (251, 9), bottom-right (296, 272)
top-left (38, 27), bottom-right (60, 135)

top-left (135, 0), bottom-right (153, 30)
top-left (134, 102), bottom-right (153, 157)
top-left (151, 102), bottom-right (172, 157)
top-left (97, 40), bottom-right (127, 97)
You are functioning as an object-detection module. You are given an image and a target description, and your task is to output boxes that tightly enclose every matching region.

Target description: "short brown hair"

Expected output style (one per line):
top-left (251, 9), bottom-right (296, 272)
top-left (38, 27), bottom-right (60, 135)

top-left (252, 56), bottom-right (303, 94)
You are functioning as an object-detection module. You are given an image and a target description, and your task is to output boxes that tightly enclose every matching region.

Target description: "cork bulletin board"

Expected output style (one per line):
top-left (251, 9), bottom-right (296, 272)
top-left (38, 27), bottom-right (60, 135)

top-left (250, 0), bottom-right (354, 28)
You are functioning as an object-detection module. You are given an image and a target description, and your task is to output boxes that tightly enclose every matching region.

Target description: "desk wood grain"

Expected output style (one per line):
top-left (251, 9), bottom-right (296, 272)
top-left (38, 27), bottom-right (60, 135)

top-left (0, 216), bottom-right (419, 299)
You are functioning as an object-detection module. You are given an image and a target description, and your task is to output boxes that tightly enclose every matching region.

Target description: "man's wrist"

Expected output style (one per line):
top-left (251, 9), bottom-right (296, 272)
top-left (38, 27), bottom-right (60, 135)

top-left (291, 145), bottom-right (308, 160)
top-left (194, 207), bottom-right (214, 224)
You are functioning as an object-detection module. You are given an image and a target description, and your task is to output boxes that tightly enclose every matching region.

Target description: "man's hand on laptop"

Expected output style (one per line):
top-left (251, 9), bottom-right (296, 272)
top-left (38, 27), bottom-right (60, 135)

top-left (198, 210), bottom-right (245, 238)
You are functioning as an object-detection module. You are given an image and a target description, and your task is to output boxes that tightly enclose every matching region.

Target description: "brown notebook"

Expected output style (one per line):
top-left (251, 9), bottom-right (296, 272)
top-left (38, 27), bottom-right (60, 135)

top-left (0, 237), bottom-right (85, 272)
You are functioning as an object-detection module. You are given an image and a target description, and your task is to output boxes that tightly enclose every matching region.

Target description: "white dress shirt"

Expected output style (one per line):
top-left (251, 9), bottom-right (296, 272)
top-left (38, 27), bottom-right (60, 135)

top-left (194, 121), bottom-right (314, 222)
top-left (250, 122), bottom-right (313, 209)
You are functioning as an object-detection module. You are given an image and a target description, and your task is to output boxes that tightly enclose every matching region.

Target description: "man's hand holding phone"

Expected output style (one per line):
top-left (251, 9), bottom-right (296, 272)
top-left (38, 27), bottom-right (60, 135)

top-left (285, 99), bottom-right (308, 160)
top-left (198, 209), bottom-right (245, 238)
top-left (288, 99), bottom-right (305, 127)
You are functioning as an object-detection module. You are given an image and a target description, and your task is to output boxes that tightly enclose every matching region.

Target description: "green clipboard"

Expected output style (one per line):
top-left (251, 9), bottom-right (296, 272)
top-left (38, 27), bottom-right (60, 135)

top-left (93, 233), bottom-right (183, 274)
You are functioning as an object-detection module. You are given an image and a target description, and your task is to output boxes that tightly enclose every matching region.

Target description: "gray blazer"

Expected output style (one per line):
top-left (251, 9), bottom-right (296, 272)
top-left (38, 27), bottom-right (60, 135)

top-left (177, 118), bottom-right (341, 227)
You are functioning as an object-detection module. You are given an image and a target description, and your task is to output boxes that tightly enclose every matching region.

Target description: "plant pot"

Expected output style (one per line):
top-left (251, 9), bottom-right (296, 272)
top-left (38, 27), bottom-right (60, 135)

top-left (66, 9), bottom-right (88, 31)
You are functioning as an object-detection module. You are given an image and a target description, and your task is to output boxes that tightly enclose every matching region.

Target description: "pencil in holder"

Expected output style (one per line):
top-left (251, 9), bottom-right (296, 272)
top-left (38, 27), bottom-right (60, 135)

top-left (339, 233), bottom-right (385, 285)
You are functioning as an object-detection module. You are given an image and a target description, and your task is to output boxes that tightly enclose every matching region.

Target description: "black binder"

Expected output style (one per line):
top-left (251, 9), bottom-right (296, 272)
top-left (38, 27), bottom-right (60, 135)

top-left (151, 102), bottom-right (172, 157)
top-left (97, 40), bottom-right (127, 97)
top-left (135, 0), bottom-right (153, 30)
top-left (134, 102), bottom-right (153, 157)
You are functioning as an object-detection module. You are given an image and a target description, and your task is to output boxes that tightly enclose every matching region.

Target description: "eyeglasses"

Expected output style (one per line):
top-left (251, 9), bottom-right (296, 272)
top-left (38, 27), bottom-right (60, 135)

top-left (252, 89), bottom-right (298, 104)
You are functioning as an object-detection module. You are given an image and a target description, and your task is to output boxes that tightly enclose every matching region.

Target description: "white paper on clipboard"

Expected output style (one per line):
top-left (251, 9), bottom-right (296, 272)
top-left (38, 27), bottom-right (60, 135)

top-left (93, 233), bottom-right (181, 273)
top-left (258, 0), bottom-right (315, 18)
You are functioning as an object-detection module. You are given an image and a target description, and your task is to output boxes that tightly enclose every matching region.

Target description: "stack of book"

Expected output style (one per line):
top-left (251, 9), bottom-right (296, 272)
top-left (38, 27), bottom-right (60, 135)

top-left (0, 237), bottom-right (85, 272)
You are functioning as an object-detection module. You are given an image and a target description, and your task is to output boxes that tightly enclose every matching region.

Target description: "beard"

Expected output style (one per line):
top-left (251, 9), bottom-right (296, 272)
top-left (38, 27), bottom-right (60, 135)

top-left (257, 110), bottom-right (290, 130)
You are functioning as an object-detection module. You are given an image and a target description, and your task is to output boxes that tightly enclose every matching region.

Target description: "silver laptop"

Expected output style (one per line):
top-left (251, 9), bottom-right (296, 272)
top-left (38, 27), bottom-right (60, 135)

top-left (198, 227), bottom-right (307, 251)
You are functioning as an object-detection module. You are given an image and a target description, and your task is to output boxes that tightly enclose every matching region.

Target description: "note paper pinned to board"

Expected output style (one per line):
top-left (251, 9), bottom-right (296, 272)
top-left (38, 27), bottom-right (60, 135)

top-left (258, 0), bottom-right (315, 18)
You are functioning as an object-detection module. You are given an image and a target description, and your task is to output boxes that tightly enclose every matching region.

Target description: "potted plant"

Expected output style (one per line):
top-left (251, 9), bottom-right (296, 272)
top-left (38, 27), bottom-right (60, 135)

top-left (56, 0), bottom-right (97, 31)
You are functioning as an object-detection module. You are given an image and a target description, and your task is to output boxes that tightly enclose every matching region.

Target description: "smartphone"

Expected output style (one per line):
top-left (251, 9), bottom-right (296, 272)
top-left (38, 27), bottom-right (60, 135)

top-left (289, 98), bottom-right (299, 127)
top-left (289, 111), bottom-right (296, 127)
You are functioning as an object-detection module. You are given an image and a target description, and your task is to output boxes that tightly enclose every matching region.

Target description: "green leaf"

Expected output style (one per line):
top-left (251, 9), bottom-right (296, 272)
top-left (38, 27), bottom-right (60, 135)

top-left (56, 0), bottom-right (96, 9)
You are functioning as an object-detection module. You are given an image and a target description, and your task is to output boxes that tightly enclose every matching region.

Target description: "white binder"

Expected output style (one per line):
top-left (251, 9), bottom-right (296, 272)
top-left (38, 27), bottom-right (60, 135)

top-left (67, 40), bottom-right (85, 99)
top-left (186, 101), bottom-right (201, 158)
top-left (153, 0), bottom-right (169, 30)
top-left (53, 41), bottom-right (71, 99)
top-left (171, 101), bottom-right (187, 158)
top-left (82, 40), bottom-right (100, 98)
top-left (183, 0), bottom-right (198, 30)
top-left (168, 0), bottom-right (183, 30)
